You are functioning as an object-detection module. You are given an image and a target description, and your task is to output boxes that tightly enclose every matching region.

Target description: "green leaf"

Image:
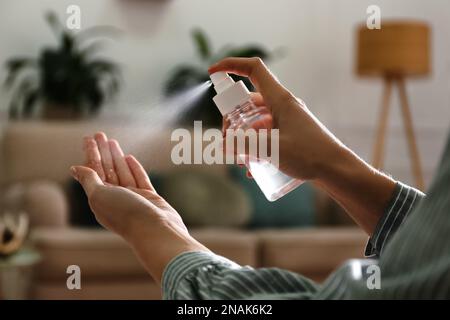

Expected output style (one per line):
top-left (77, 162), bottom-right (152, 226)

top-left (192, 29), bottom-right (211, 61)
top-left (75, 25), bottom-right (122, 45)
top-left (164, 64), bottom-right (206, 96)
top-left (104, 77), bottom-right (120, 101)
top-left (8, 78), bottom-right (38, 119)
top-left (61, 32), bottom-right (76, 53)
top-left (4, 58), bottom-right (36, 88)
top-left (83, 81), bottom-right (104, 111)
top-left (220, 45), bottom-right (270, 60)
top-left (88, 60), bottom-right (118, 73)
top-left (9, 101), bottom-right (19, 119)
top-left (45, 11), bottom-right (64, 39)
top-left (78, 40), bottom-right (105, 59)
top-left (23, 89), bottom-right (40, 117)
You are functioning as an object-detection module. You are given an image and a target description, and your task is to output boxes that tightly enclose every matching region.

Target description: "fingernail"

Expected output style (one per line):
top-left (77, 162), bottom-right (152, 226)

top-left (70, 167), bottom-right (78, 180)
top-left (82, 137), bottom-right (90, 150)
top-left (208, 64), bottom-right (218, 72)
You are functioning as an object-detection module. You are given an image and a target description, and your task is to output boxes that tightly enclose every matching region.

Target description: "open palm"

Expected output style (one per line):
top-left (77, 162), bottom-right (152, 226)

top-left (71, 132), bottom-right (187, 239)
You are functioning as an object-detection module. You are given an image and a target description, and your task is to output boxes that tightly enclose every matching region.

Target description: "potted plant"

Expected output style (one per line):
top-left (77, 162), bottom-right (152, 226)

top-left (3, 11), bottom-right (121, 120)
top-left (0, 212), bottom-right (40, 299)
top-left (164, 29), bottom-right (272, 127)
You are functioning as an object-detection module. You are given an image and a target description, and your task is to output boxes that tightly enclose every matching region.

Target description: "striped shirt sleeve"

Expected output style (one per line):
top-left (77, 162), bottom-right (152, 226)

top-left (162, 251), bottom-right (319, 300)
top-left (365, 181), bottom-right (425, 257)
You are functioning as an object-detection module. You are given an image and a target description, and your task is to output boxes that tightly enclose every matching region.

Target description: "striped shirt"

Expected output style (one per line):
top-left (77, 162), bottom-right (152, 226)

top-left (162, 133), bottom-right (450, 299)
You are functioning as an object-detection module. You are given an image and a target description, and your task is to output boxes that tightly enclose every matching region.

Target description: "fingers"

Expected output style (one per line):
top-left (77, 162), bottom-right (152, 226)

top-left (208, 57), bottom-right (291, 106)
top-left (109, 139), bottom-right (137, 188)
top-left (250, 92), bottom-right (265, 107)
top-left (222, 122), bottom-right (278, 158)
top-left (71, 166), bottom-right (104, 197)
top-left (222, 134), bottom-right (257, 164)
top-left (83, 132), bottom-right (149, 190)
top-left (125, 155), bottom-right (154, 190)
top-left (222, 117), bottom-right (231, 134)
top-left (95, 132), bottom-right (119, 185)
top-left (83, 137), bottom-right (106, 181)
top-left (222, 92), bottom-right (265, 133)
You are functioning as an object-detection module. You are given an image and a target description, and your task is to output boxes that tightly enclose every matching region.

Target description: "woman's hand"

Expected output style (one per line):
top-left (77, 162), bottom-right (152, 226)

top-left (209, 58), bottom-right (396, 235)
top-left (70, 132), bottom-right (208, 283)
top-left (210, 57), bottom-right (345, 181)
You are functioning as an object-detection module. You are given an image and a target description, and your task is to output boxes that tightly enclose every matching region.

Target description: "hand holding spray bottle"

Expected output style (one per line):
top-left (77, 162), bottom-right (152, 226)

top-left (210, 72), bottom-right (303, 201)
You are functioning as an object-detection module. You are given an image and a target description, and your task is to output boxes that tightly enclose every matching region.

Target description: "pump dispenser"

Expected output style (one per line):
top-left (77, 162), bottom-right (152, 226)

top-left (210, 72), bottom-right (252, 115)
top-left (210, 72), bottom-right (303, 201)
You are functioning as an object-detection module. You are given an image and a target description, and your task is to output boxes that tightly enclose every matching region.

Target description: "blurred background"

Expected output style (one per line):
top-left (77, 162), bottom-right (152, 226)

top-left (0, 0), bottom-right (449, 299)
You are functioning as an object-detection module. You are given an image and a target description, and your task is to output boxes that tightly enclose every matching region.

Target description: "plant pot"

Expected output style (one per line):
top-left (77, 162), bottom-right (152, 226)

top-left (0, 249), bottom-right (41, 300)
top-left (42, 104), bottom-right (83, 120)
top-left (0, 265), bottom-right (35, 299)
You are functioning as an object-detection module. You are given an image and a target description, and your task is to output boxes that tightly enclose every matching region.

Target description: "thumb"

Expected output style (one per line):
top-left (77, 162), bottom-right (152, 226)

top-left (70, 166), bottom-right (104, 197)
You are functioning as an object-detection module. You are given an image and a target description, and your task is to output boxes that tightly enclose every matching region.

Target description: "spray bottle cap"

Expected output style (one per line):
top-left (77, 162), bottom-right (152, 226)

top-left (210, 72), bottom-right (251, 116)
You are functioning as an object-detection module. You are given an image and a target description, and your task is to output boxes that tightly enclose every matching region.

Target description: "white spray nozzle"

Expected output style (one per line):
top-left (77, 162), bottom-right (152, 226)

top-left (210, 72), bottom-right (235, 94)
top-left (210, 72), bottom-right (251, 116)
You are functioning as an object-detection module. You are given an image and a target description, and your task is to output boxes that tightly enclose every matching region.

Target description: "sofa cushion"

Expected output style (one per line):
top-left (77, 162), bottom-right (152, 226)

top-left (3, 181), bottom-right (69, 228)
top-left (31, 227), bottom-right (258, 281)
top-left (229, 166), bottom-right (316, 228)
top-left (1, 121), bottom-right (227, 184)
top-left (159, 170), bottom-right (252, 228)
top-left (257, 227), bottom-right (367, 281)
top-left (1, 122), bottom-right (168, 184)
top-left (32, 228), bottom-right (148, 281)
top-left (33, 280), bottom-right (162, 300)
top-left (191, 228), bottom-right (258, 266)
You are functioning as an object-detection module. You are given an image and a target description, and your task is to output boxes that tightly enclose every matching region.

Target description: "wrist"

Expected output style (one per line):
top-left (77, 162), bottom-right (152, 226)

top-left (118, 206), bottom-right (153, 245)
top-left (135, 236), bottom-right (209, 284)
top-left (126, 212), bottom-right (209, 283)
top-left (312, 143), bottom-right (396, 235)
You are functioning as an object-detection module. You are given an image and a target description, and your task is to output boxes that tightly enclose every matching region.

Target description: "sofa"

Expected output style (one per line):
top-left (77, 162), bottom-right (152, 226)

top-left (0, 121), bottom-right (368, 299)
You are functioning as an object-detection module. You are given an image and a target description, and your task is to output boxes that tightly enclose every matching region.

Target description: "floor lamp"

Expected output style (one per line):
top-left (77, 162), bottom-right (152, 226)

top-left (356, 21), bottom-right (431, 190)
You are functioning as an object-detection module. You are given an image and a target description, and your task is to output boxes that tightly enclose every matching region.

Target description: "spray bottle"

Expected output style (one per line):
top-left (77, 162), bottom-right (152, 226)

top-left (210, 72), bottom-right (303, 201)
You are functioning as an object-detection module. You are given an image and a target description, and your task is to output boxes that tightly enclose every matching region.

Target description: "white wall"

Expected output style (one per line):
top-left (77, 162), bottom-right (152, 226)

top-left (0, 0), bottom-right (449, 187)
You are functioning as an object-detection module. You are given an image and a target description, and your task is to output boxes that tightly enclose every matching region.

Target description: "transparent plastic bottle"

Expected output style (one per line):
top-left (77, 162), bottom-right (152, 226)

top-left (210, 72), bottom-right (303, 201)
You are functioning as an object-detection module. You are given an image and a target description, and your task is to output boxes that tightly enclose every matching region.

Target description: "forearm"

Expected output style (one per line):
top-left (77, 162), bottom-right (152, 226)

top-left (162, 251), bottom-right (319, 300)
top-left (126, 213), bottom-right (210, 284)
top-left (313, 144), bottom-right (396, 236)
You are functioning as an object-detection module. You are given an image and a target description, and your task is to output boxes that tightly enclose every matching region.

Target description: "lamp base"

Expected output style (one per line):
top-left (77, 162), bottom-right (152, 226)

top-left (372, 75), bottom-right (425, 190)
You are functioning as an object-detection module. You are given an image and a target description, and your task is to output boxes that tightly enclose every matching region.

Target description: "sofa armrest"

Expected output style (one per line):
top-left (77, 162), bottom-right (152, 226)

top-left (257, 227), bottom-right (368, 282)
top-left (3, 180), bottom-right (69, 228)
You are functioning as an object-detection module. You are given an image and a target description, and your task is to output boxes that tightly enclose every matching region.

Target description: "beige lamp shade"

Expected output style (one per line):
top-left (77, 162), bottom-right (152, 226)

top-left (356, 20), bottom-right (431, 77)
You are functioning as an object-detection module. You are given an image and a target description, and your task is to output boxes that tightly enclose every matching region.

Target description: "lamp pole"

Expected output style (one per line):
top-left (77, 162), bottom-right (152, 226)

top-left (372, 75), bottom-right (424, 190)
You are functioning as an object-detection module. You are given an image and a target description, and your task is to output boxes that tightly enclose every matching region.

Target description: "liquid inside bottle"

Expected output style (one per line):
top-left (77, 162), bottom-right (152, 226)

top-left (225, 100), bottom-right (303, 201)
